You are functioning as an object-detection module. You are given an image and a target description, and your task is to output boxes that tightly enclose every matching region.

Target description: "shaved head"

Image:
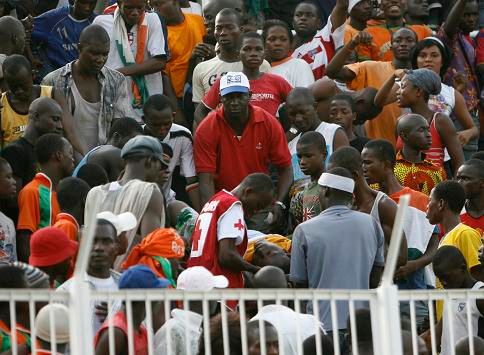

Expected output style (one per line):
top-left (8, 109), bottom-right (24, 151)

top-left (396, 113), bottom-right (428, 136)
top-left (79, 24), bottom-right (110, 45)
top-left (29, 97), bottom-right (62, 117)
top-left (0, 16), bottom-right (25, 54)
top-left (433, 246), bottom-right (467, 274)
top-left (253, 266), bottom-right (288, 288)
top-left (455, 336), bottom-right (484, 355)
top-left (287, 87), bottom-right (316, 106)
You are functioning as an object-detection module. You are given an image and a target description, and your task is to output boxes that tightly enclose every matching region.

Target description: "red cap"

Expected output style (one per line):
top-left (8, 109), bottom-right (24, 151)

top-left (29, 227), bottom-right (78, 267)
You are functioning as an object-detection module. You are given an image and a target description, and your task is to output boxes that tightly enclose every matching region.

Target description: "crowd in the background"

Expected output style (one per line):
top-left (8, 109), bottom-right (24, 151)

top-left (0, 0), bottom-right (483, 353)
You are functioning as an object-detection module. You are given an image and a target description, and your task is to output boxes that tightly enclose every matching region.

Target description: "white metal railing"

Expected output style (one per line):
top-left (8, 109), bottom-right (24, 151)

top-left (1, 193), bottom-right (483, 355)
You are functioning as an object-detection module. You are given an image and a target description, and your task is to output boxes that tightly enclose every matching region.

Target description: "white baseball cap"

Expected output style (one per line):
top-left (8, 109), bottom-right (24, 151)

top-left (96, 211), bottom-right (137, 236)
top-left (176, 266), bottom-right (229, 291)
top-left (220, 72), bottom-right (250, 97)
top-left (35, 304), bottom-right (70, 344)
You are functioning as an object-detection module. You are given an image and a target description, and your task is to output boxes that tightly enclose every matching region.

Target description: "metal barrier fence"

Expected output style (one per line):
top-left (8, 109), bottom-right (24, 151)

top-left (1, 286), bottom-right (484, 355)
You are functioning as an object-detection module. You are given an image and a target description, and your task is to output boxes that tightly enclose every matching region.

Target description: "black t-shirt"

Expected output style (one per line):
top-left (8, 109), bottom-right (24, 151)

top-left (1, 137), bottom-right (37, 187)
top-left (350, 136), bottom-right (371, 153)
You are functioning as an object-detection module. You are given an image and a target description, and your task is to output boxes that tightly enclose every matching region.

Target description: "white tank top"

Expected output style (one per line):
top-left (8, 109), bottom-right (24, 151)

top-left (369, 191), bottom-right (386, 225)
top-left (440, 281), bottom-right (484, 355)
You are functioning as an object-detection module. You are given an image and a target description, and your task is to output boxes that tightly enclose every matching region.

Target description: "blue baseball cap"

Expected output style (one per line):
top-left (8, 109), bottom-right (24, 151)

top-left (119, 265), bottom-right (171, 289)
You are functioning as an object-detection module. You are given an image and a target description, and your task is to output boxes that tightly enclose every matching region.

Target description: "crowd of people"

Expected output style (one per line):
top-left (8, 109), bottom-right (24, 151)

top-left (0, 0), bottom-right (483, 353)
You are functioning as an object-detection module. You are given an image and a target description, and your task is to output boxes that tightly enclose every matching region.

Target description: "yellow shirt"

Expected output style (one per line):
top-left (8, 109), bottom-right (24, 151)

top-left (436, 223), bottom-right (482, 318)
top-left (1, 86), bottom-right (53, 146)
top-left (346, 61), bottom-right (401, 145)
top-left (165, 14), bottom-right (205, 98)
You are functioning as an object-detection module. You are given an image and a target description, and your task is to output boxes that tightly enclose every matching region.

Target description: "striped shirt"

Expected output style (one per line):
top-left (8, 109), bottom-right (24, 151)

top-left (17, 173), bottom-right (60, 232)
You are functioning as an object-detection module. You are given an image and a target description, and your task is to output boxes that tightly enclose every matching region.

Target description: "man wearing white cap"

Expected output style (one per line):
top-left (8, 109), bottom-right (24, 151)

top-left (57, 211), bottom-right (137, 334)
top-left (35, 304), bottom-right (70, 354)
top-left (344, 0), bottom-right (372, 47)
top-left (154, 266), bottom-right (228, 355)
top-left (194, 71), bottom-right (292, 229)
top-left (290, 167), bottom-right (384, 343)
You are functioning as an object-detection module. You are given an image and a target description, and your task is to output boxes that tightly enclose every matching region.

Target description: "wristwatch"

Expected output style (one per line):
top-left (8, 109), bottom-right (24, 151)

top-left (289, 126), bottom-right (299, 135)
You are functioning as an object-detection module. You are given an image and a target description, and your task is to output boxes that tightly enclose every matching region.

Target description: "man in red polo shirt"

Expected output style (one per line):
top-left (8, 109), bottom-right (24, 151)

top-left (194, 71), bottom-right (293, 228)
top-left (188, 173), bottom-right (274, 294)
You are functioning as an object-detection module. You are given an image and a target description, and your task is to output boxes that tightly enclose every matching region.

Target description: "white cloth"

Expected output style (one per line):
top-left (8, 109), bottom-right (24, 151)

top-left (192, 57), bottom-right (270, 103)
top-left (161, 123), bottom-right (196, 198)
top-left (71, 80), bottom-right (101, 150)
top-left (251, 304), bottom-right (325, 355)
top-left (57, 272), bottom-right (120, 334)
top-left (217, 193), bottom-right (245, 245)
top-left (0, 211), bottom-right (16, 263)
top-left (93, 12), bottom-right (166, 119)
top-left (154, 309), bottom-right (202, 355)
top-left (180, 2), bottom-right (203, 16)
top-left (268, 58), bottom-right (315, 88)
top-left (84, 179), bottom-right (164, 270)
top-left (440, 281), bottom-right (484, 355)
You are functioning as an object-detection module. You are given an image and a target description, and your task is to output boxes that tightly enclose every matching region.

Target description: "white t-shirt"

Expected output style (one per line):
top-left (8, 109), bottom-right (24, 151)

top-left (288, 121), bottom-right (341, 181)
top-left (93, 13), bottom-right (166, 119)
top-left (180, 2), bottom-right (203, 16)
top-left (268, 57), bottom-right (315, 88)
top-left (57, 272), bottom-right (119, 334)
top-left (440, 281), bottom-right (484, 355)
top-left (217, 192), bottom-right (245, 246)
top-left (161, 124), bottom-right (196, 198)
top-left (192, 57), bottom-right (271, 103)
top-left (0, 212), bottom-right (16, 263)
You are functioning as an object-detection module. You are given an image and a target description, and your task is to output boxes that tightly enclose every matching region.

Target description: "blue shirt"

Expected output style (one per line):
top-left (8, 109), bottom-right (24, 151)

top-left (32, 6), bottom-right (95, 69)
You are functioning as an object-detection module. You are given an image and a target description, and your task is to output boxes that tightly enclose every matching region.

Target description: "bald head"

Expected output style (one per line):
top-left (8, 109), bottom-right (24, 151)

top-left (0, 16), bottom-right (25, 55)
top-left (396, 114), bottom-right (428, 136)
top-left (203, 0), bottom-right (244, 18)
top-left (79, 24), bottom-right (110, 45)
top-left (455, 336), bottom-right (484, 355)
top-left (287, 87), bottom-right (316, 106)
top-left (253, 266), bottom-right (288, 288)
top-left (29, 97), bottom-right (62, 117)
top-left (433, 246), bottom-right (467, 274)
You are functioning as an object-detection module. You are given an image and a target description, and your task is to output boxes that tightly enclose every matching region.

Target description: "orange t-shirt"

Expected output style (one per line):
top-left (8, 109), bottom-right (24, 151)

top-left (17, 173), bottom-right (60, 232)
top-left (346, 60), bottom-right (401, 145)
top-left (356, 24), bottom-right (432, 62)
top-left (53, 213), bottom-right (80, 242)
top-left (165, 14), bottom-right (205, 97)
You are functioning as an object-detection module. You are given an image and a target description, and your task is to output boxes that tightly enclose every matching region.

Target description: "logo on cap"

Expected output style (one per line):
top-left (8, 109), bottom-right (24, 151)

top-left (226, 74), bottom-right (242, 84)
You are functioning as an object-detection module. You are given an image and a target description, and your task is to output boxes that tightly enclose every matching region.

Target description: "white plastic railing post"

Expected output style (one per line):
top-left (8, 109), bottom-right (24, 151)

top-left (374, 194), bottom-right (409, 355)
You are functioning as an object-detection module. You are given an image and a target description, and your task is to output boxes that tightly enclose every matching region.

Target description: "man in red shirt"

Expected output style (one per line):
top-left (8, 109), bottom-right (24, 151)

top-left (457, 159), bottom-right (484, 236)
top-left (194, 71), bottom-right (293, 227)
top-left (188, 173), bottom-right (274, 294)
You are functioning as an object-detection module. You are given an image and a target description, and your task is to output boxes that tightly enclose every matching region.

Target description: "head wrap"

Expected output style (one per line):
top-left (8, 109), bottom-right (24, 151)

top-left (122, 228), bottom-right (185, 286)
top-left (318, 172), bottom-right (355, 193)
top-left (404, 68), bottom-right (441, 95)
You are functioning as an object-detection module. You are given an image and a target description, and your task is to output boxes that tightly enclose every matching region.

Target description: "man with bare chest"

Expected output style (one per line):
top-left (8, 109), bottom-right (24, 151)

top-left (43, 24), bottom-right (133, 151)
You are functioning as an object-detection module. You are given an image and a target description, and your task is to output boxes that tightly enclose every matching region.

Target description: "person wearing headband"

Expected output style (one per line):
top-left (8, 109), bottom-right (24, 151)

top-left (328, 146), bottom-right (409, 268)
top-left (290, 167), bottom-right (384, 348)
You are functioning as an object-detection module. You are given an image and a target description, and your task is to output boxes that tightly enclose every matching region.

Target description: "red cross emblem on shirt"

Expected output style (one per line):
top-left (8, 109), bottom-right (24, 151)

top-left (234, 219), bottom-right (244, 231)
